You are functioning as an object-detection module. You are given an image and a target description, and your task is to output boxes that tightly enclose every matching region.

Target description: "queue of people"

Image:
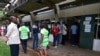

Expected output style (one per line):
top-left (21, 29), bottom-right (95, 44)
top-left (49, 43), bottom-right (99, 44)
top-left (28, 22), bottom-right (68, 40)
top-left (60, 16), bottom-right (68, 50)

top-left (5, 16), bottom-right (49, 56)
top-left (5, 16), bottom-right (79, 56)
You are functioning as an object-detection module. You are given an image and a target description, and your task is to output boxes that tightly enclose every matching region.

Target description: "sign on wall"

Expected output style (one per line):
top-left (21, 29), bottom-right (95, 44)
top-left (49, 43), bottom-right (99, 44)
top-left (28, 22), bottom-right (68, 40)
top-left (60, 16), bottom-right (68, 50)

top-left (84, 17), bottom-right (92, 32)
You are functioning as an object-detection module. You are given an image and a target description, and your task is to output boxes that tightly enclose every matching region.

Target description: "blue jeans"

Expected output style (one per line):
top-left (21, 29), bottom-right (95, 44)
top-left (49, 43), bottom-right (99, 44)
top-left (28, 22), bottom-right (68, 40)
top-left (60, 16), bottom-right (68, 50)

top-left (57, 33), bottom-right (62, 45)
top-left (33, 33), bottom-right (38, 49)
top-left (53, 35), bottom-right (59, 46)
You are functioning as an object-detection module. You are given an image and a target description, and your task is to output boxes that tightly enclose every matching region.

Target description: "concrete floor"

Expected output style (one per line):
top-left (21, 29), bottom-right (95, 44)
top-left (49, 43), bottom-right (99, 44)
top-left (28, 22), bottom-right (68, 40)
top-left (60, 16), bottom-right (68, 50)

top-left (0, 36), bottom-right (100, 56)
top-left (27, 39), bottom-right (100, 56)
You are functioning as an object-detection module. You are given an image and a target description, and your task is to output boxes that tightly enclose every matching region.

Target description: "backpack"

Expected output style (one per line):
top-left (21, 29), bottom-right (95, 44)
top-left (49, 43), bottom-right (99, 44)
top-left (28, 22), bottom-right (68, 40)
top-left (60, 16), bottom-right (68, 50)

top-left (52, 25), bottom-right (59, 36)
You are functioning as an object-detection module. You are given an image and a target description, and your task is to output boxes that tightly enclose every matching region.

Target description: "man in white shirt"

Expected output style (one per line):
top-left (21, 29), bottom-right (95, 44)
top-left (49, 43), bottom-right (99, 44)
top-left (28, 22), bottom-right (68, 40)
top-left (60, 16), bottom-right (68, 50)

top-left (62, 23), bottom-right (67, 45)
top-left (6, 16), bottom-right (20, 56)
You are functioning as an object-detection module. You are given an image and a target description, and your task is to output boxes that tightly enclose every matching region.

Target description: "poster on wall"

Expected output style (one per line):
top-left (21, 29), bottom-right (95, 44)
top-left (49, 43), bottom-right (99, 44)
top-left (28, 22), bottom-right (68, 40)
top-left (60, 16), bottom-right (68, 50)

top-left (84, 17), bottom-right (92, 32)
top-left (83, 21), bottom-right (90, 25)
top-left (85, 17), bottom-right (92, 21)
top-left (84, 24), bottom-right (91, 32)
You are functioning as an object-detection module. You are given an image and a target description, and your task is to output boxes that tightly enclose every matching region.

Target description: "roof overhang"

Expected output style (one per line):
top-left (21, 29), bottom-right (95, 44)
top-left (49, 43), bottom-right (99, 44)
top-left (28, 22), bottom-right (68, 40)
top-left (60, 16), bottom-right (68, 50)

top-left (14, 0), bottom-right (66, 14)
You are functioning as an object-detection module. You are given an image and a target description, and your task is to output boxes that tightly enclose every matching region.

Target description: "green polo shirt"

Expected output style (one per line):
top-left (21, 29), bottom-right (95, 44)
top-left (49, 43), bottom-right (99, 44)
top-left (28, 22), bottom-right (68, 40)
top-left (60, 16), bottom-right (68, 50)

top-left (40, 28), bottom-right (49, 47)
top-left (19, 26), bottom-right (29, 39)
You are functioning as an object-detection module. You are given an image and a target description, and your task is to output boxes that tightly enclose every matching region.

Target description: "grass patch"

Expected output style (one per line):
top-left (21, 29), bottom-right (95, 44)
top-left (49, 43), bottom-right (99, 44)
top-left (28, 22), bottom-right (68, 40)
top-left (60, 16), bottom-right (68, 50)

top-left (0, 40), bottom-right (10, 56)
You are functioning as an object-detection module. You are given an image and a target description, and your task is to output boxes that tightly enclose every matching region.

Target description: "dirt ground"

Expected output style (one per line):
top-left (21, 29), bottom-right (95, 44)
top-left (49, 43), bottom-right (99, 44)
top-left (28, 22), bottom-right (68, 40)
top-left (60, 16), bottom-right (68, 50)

top-left (0, 36), bottom-right (100, 56)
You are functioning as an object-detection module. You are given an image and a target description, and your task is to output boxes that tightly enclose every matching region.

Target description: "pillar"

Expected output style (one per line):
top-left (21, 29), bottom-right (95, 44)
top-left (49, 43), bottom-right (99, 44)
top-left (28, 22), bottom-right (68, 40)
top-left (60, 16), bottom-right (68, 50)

top-left (30, 12), bottom-right (36, 23)
top-left (18, 16), bottom-right (22, 24)
top-left (55, 4), bottom-right (60, 22)
top-left (30, 12), bottom-right (37, 38)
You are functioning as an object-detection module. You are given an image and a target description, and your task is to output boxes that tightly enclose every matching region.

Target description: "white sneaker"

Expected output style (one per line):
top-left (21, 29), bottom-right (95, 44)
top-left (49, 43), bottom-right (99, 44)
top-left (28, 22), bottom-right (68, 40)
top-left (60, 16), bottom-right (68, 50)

top-left (54, 46), bottom-right (57, 48)
top-left (72, 45), bottom-right (75, 46)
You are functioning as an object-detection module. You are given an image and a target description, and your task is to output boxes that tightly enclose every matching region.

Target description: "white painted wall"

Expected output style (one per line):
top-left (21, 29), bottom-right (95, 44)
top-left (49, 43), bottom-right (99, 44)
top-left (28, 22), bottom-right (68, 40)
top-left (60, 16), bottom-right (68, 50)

top-left (22, 15), bottom-right (31, 22)
top-left (35, 10), bottom-right (55, 20)
top-left (93, 39), bottom-right (100, 52)
top-left (60, 3), bottom-right (100, 17)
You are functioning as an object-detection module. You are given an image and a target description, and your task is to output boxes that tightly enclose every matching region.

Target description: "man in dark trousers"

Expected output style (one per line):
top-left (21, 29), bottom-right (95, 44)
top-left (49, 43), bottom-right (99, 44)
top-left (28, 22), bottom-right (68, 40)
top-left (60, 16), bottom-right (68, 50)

top-left (71, 22), bottom-right (78, 45)
top-left (6, 16), bottom-right (20, 56)
top-left (19, 23), bottom-right (30, 54)
top-left (32, 23), bottom-right (39, 49)
top-left (62, 23), bottom-right (67, 45)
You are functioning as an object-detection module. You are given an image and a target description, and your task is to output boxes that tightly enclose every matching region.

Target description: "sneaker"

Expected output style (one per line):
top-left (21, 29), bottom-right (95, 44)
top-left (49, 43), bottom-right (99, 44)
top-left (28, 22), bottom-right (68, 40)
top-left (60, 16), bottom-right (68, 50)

top-left (72, 45), bottom-right (75, 46)
top-left (54, 46), bottom-right (57, 48)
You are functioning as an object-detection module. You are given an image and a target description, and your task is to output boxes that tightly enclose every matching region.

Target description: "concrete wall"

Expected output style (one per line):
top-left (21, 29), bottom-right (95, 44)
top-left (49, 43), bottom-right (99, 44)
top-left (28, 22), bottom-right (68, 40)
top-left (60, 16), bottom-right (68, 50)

top-left (22, 15), bottom-right (31, 22)
top-left (60, 3), bottom-right (100, 17)
top-left (35, 10), bottom-right (55, 20)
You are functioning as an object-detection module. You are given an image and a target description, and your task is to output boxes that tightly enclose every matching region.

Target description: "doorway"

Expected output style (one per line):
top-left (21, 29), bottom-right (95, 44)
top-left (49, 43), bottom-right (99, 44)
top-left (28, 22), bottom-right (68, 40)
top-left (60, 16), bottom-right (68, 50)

top-left (62, 16), bottom-right (81, 45)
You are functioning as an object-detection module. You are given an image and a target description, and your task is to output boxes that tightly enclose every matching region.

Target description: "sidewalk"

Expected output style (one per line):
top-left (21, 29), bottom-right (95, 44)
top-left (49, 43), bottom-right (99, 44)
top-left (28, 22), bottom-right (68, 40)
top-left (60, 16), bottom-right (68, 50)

top-left (27, 39), bottom-right (100, 56)
top-left (0, 36), bottom-right (100, 56)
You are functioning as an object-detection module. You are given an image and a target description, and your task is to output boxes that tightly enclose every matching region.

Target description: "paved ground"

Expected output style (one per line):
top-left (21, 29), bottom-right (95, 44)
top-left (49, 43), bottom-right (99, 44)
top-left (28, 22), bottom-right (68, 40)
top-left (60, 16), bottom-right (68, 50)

top-left (0, 36), bottom-right (100, 56)
top-left (27, 39), bottom-right (100, 56)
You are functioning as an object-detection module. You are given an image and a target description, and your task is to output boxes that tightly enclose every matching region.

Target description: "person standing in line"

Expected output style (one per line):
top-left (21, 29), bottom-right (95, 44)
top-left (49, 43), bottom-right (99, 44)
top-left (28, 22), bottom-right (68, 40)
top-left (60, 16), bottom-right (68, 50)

top-left (70, 22), bottom-right (78, 45)
top-left (41, 21), bottom-right (50, 49)
top-left (5, 16), bottom-right (20, 56)
top-left (19, 23), bottom-right (30, 54)
top-left (61, 23), bottom-right (67, 45)
top-left (52, 23), bottom-right (59, 48)
top-left (32, 23), bottom-right (39, 49)
top-left (57, 22), bottom-right (62, 46)
top-left (39, 24), bottom-right (49, 56)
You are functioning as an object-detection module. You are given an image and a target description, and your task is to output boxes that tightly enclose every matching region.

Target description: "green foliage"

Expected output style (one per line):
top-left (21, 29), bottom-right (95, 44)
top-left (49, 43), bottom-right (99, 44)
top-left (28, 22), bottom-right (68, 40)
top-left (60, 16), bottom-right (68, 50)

top-left (0, 11), bottom-right (4, 18)
top-left (0, 41), bottom-right (10, 56)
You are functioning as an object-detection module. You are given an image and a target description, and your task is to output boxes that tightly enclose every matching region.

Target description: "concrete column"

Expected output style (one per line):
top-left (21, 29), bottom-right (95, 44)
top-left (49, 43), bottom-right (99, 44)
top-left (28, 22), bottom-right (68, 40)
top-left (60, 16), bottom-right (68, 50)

top-left (30, 12), bottom-right (36, 23)
top-left (55, 4), bottom-right (60, 22)
top-left (30, 12), bottom-right (37, 38)
top-left (18, 16), bottom-right (22, 24)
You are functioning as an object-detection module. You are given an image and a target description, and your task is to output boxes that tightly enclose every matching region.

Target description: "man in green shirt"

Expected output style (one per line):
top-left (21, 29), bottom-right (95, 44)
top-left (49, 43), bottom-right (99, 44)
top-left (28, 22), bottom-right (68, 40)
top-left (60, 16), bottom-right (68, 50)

top-left (19, 23), bottom-right (29, 54)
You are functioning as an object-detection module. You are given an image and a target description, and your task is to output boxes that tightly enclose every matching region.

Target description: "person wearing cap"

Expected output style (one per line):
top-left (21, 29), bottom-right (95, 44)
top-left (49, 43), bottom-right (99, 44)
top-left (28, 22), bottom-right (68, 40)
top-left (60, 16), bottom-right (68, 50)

top-left (5, 16), bottom-right (20, 56)
top-left (19, 23), bottom-right (30, 54)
